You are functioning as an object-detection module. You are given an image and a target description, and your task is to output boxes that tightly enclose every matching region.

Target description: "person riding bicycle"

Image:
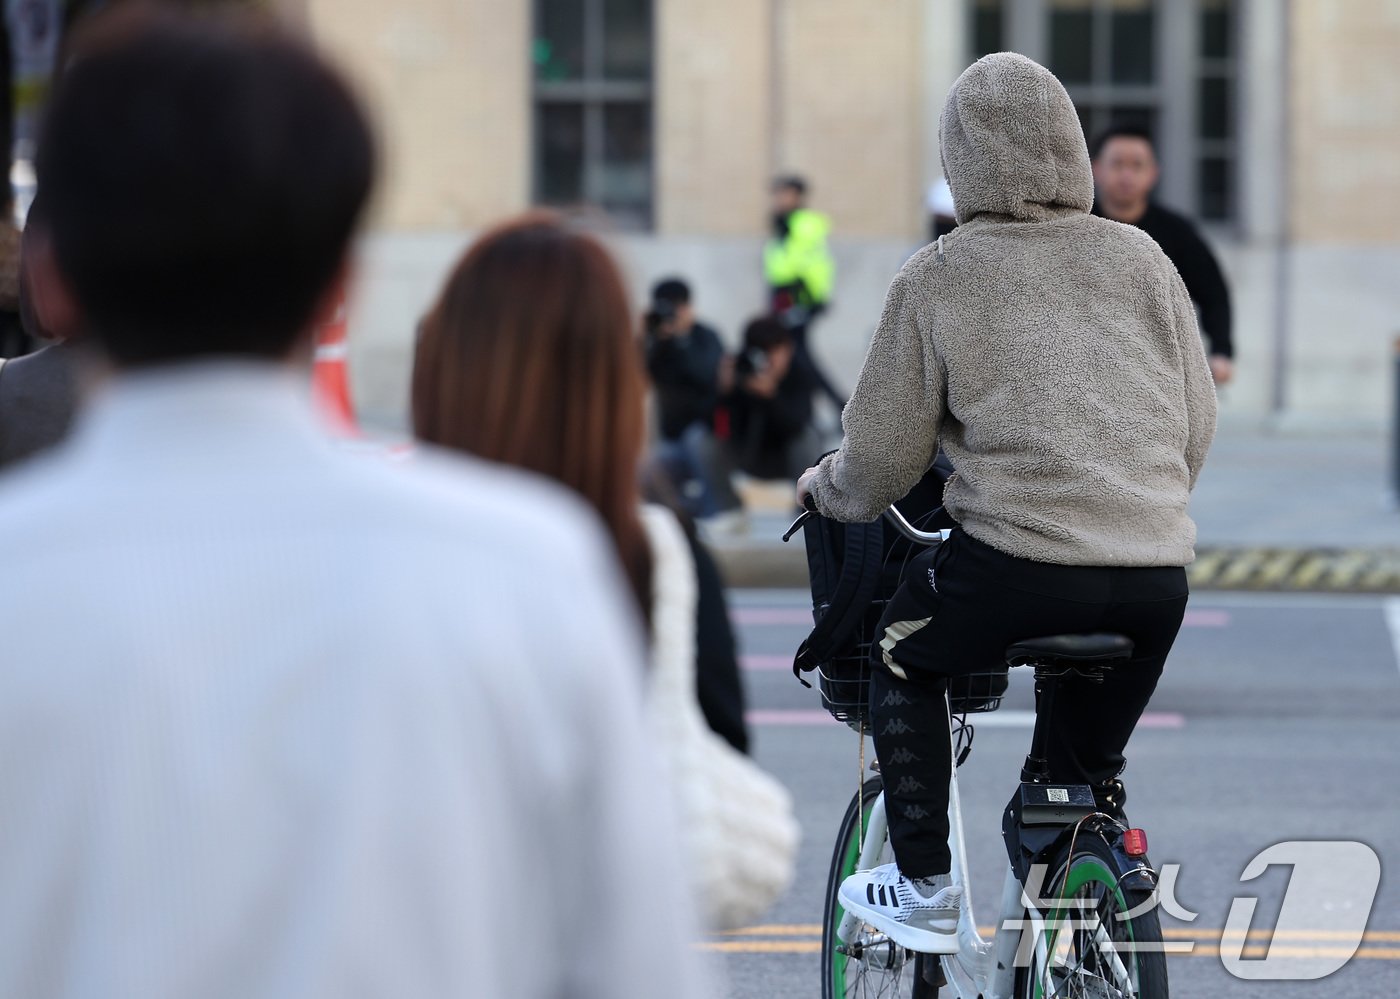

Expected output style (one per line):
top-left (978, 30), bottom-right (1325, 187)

top-left (796, 53), bottom-right (1217, 953)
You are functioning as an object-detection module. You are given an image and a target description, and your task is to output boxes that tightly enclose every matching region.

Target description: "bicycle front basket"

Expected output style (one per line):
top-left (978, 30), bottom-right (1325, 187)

top-left (817, 654), bottom-right (873, 731)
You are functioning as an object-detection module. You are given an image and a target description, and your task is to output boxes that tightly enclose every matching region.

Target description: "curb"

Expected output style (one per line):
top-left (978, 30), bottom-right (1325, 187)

top-left (711, 542), bottom-right (1400, 594)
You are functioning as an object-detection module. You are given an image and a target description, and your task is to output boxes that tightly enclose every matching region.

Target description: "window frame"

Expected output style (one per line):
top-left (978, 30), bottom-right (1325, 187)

top-left (976, 0), bottom-right (1241, 228)
top-left (532, 0), bottom-right (656, 230)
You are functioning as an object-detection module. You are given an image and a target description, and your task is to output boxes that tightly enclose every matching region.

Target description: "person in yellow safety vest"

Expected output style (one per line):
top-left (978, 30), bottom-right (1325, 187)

top-left (764, 175), bottom-right (844, 410)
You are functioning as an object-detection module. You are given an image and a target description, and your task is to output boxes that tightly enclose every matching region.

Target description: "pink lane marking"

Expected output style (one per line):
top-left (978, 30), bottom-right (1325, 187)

top-left (746, 709), bottom-right (838, 726)
top-left (1136, 712), bottom-right (1186, 729)
top-left (741, 654), bottom-right (793, 671)
top-left (746, 709), bottom-right (1186, 729)
top-left (735, 608), bottom-right (1228, 628)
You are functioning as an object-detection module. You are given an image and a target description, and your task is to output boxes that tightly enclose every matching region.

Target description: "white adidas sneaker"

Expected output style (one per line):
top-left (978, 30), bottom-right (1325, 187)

top-left (838, 863), bottom-right (962, 954)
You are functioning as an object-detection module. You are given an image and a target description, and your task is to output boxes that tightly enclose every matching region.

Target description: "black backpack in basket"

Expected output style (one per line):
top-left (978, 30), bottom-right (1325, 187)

top-left (791, 457), bottom-right (1007, 727)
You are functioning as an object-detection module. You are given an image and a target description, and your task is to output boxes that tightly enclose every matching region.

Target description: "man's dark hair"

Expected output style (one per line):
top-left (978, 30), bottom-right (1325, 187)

top-left (1089, 123), bottom-right (1157, 162)
top-left (743, 316), bottom-right (792, 353)
top-left (772, 175), bottom-right (808, 197)
top-left (36, 7), bottom-right (376, 365)
top-left (651, 277), bottom-right (691, 307)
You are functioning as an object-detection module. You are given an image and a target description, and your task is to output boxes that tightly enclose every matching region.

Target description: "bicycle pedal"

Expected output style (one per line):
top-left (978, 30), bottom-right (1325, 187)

top-left (1018, 782), bottom-right (1096, 825)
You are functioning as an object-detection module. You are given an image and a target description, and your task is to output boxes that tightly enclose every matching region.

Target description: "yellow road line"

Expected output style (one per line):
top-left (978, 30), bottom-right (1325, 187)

top-left (701, 941), bottom-right (822, 954)
top-left (1187, 945), bottom-right (1400, 961)
top-left (701, 940), bottom-right (1400, 960)
top-left (706, 924), bottom-right (1400, 959)
top-left (1163, 928), bottom-right (1400, 943)
top-left (719, 924), bottom-right (1400, 943)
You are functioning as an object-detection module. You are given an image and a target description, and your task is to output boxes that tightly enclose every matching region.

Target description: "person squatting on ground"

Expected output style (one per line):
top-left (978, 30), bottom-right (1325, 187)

top-left (797, 53), bottom-right (1217, 952)
top-left (643, 276), bottom-right (731, 518)
top-left (718, 316), bottom-right (822, 484)
top-left (0, 9), bottom-right (706, 996)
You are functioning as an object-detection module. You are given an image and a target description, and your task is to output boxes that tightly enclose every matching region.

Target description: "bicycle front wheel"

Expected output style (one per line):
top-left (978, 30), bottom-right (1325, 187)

top-left (822, 776), bottom-right (940, 999)
top-left (1015, 832), bottom-right (1169, 999)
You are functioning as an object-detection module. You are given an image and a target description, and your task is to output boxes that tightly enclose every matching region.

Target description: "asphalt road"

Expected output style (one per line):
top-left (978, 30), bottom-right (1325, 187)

top-left (710, 589), bottom-right (1400, 998)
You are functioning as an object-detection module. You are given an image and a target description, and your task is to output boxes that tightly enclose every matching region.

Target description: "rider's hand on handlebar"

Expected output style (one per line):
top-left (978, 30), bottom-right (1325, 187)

top-left (795, 467), bottom-right (819, 513)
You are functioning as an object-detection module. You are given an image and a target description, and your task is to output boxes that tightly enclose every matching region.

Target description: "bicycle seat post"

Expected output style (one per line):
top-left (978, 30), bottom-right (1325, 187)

top-left (1005, 633), bottom-right (1134, 787)
top-left (1021, 668), bottom-right (1056, 783)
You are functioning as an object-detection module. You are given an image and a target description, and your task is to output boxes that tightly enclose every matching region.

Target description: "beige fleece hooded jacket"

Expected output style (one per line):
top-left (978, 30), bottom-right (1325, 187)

top-left (809, 52), bottom-right (1217, 567)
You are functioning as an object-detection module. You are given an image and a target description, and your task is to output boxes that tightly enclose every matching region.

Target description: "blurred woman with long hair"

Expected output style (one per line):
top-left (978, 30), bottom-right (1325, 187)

top-left (412, 215), bottom-right (652, 613)
top-left (411, 214), bottom-right (796, 929)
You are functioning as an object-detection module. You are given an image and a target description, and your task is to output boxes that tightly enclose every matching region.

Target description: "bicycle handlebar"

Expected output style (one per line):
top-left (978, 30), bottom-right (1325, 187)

top-left (780, 503), bottom-right (954, 546)
top-left (881, 506), bottom-right (953, 547)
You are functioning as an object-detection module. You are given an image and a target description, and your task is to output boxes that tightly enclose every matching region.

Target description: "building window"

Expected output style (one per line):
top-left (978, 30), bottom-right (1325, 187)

top-left (968, 0), bottom-right (1239, 223)
top-left (1048, 0), bottom-right (1159, 151)
top-left (970, 0), bottom-right (1005, 58)
top-left (532, 0), bottom-right (653, 228)
top-left (1195, 0), bottom-right (1236, 221)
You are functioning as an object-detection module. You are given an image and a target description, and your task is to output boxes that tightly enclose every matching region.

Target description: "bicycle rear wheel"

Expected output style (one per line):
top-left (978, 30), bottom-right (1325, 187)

top-left (822, 776), bottom-right (940, 999)
top-left (1015, 832), bottom-right (1169, 999)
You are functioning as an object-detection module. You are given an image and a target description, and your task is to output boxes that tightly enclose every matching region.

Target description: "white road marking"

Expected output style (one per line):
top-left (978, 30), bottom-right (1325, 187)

top-left (1384, 598), bottom-right (1400, 678)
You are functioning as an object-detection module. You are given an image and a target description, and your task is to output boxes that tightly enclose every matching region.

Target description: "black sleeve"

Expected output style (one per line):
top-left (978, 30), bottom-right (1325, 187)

top-left (646, 335), bottom-right (719, 392)
top-left (1170, 224), bottom-right (1234, 359)
top-left (644, 336), bottom-right (690, 383)
top-left (687, 533), bottom-right (749, 755)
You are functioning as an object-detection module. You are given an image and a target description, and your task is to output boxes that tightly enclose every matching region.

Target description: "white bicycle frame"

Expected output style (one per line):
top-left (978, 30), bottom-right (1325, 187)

top-left (833, 508), bottom-right (1137, 997)
top-left (835, 509), bottom-right (1042, 996)
top-left (836, 725), bottom-right (1043, 999)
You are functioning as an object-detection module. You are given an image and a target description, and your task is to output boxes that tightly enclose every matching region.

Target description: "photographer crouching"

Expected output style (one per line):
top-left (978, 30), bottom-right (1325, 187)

top-left (642, 278), bottom-right (731, 519)
top-left (718, 317), bottom-right (822, 485)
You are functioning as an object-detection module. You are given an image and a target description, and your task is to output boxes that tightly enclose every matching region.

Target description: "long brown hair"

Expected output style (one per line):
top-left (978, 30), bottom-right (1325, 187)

top-left (412, 213), bottom-right (651, 617)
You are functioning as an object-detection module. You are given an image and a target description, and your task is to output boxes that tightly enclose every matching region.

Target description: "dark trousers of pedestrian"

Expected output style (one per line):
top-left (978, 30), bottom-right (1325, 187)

top-left (788, 320), bottom-right (846, 411)
top-left (655, 422), bottom-right (733, 518)
top-left (870, 528), bottom-right (1188, 879)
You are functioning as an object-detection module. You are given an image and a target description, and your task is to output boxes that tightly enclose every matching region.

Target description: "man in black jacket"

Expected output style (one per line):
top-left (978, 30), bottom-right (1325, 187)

top-left (1091, 124), bottom-right (1235, 385)
top-left (643, 277), bottom-right (730, 516)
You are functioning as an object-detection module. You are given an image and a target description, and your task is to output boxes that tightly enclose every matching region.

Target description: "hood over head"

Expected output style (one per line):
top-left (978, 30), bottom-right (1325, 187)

top-left (939, 53), bottom-right (1094, 224)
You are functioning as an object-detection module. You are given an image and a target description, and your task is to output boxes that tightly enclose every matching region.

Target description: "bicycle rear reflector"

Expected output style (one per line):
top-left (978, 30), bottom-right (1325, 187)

top-left (1122, 828), bottom-right (1149, 857)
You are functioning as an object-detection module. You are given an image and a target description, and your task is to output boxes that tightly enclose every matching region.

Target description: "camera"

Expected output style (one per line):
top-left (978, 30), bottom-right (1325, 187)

top-left (645, 298), bottom-right (679, 336)
top-left (742, 347), bottom-right (770, 375)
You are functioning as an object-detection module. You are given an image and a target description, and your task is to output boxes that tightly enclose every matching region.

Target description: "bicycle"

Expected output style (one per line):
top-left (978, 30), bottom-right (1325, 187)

top-left (788, 505), bottom-right (1170, 999)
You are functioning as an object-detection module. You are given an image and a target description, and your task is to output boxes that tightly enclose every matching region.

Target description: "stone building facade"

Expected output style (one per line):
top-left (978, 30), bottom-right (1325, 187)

top-left (282, 0), bottom-right (1400, 430)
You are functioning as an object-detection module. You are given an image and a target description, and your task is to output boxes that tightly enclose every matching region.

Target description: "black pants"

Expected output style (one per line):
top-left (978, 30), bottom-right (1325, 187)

top-left (788, 321), bottom-right (846, 411)
top-left (871, 529), bottom-right (1188, 878)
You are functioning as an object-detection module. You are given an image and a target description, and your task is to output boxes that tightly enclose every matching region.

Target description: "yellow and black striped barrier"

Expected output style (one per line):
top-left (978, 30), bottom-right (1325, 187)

top-left (1189, 547), bottom-right (1400, 593)
top-left (715, 543), bottom-right (1400, 593)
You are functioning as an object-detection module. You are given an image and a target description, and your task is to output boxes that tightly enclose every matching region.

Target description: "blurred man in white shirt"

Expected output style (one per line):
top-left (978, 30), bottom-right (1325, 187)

top-left (0, 9), bottom-right (705, 997)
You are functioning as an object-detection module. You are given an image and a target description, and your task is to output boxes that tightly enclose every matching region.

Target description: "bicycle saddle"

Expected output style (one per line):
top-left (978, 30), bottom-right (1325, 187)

top-left (1004, 633), bottom-right (1135, 666)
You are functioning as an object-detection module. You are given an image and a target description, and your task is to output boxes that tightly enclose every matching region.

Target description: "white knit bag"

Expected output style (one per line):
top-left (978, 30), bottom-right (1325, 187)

top-left (641, 505), bottom-right (800, 931)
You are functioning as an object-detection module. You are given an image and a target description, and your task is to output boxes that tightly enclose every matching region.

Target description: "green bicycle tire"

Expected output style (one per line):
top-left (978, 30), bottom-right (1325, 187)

top-left (1015, 835), bottom-right (1169, 999)
top-left (821, 776), bottom-right (940, 999)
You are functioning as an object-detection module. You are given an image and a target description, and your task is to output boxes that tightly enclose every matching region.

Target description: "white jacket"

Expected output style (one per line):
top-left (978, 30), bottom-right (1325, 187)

top-left (642, 506), bottom-right (799, 930)
top-left (0, 363), bottom-right (707, 999)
